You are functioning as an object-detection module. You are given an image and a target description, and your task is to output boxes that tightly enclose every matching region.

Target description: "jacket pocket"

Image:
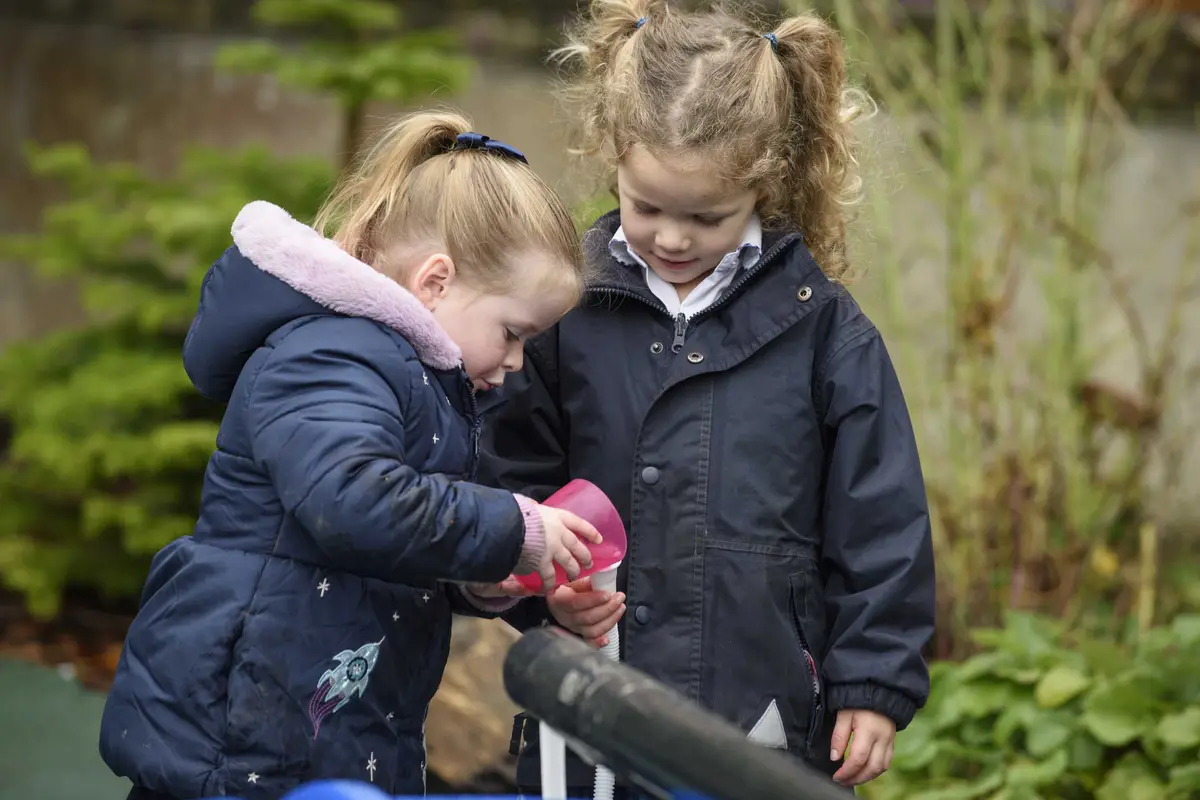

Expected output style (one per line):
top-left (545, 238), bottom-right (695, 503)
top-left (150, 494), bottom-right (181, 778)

top-left (788, 566), bottom-right (827, 758)
top-left (698, 540), bottom-right (822, 756)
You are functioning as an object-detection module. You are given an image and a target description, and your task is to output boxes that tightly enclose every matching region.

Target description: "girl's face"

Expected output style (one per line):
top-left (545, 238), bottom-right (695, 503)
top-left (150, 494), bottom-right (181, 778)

top-left (616, 144), bottom-right (758, 298)
top-left (408, 250), bottom-right (576, 391)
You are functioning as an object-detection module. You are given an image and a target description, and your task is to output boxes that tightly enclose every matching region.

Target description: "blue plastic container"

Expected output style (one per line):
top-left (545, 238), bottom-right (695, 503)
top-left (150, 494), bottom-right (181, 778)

top-left (279, 782), bottom-right (540, 800)
top-left (203, 778), bottom-right (704, 800)
top-left (201, 779), bottom-right (585, 800)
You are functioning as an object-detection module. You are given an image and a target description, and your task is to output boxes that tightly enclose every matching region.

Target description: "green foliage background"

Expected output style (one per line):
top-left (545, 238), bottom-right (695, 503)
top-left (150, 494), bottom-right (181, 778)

top-left (0, 0), bottom-right (468, 617)
top-left (863, 613), bottom-right (1200, 799)
top-left (0, 1), bottom-right (1197, 795)
top-left (0, 145), bottom-right (332, 617)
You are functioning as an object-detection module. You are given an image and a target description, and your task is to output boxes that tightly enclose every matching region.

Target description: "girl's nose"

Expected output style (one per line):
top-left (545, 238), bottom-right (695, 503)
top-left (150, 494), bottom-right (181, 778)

top-left (655, 224), bottom-right (689, 253)
top-left (502, 344), bottom-right (524, 373)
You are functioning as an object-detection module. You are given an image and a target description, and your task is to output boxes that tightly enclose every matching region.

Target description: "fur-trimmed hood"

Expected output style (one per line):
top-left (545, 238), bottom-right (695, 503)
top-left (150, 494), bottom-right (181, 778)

top-left (183, 201), bottom-right (461, 401)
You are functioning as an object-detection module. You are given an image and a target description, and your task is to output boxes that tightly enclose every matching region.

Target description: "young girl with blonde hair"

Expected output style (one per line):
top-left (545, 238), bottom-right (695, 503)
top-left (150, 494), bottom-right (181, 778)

top-left (100, 111), bottom-right (600, 799)
top-left (482, 2), bottom-right (936, 795)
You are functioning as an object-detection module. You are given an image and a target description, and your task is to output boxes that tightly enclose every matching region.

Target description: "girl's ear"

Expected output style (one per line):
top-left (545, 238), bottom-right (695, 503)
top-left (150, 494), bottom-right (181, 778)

top-left (407, 252), bottom-right (457, 310)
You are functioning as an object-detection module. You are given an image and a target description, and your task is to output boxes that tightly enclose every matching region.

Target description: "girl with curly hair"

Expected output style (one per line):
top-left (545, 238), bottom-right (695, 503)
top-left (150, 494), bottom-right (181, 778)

top-left (481, 3), bottom-right (936, 795)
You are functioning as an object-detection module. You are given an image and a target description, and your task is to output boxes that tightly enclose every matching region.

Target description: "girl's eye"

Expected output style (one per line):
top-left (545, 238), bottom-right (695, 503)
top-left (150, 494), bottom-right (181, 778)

top-left (505, 328), bottom-right (521, 343)
top-left (695, 216), bottom-right (723, 227)
top-left (634, 203), bottom-right (658, 215)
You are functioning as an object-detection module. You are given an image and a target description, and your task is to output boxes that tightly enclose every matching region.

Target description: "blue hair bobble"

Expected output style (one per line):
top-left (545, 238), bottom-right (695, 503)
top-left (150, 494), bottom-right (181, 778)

top-left (763, 32), bottom-right (778, 52)
top-left (635, 17), bottom-right (647, 29)
top-left (452, 132), bottom-right (528, 165)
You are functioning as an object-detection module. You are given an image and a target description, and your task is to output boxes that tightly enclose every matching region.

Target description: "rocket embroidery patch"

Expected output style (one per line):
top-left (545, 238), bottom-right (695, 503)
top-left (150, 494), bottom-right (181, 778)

top-left (308, 638), bottom-right (384, 739)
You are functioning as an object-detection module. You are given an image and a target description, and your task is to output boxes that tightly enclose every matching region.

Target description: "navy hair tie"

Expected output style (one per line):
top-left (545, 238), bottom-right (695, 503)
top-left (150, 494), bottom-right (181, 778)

top-left (635, 17), bottom-right (647, 29)
top-left (452, 132), bottom-right (529, 165)
top-left (763, 32), bottom-right (778, 52)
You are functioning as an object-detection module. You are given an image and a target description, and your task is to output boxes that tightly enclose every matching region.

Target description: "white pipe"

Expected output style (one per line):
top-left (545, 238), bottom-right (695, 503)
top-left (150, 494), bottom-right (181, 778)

top-left (540, 562), bottom-right (623, 800)
top-left (540, 722), bottom-right (568, 800)
top-left (589, 563), bottom-right (622, 800)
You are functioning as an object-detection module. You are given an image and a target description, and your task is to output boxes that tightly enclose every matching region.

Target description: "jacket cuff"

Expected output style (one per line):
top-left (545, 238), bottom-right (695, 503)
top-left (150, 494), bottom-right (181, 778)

top-left (513, 494), bottom-right (546, 575)
top-left (454, 585), bottom-right (521, 615)
top-left (827, 682), bottom-right (919, 731)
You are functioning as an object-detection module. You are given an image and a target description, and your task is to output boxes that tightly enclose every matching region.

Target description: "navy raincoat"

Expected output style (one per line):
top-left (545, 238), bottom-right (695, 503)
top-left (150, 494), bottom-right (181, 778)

top-left (100, 201), bottom-right (532, 799)
top-left (480, 210), bottom-right (937, 788)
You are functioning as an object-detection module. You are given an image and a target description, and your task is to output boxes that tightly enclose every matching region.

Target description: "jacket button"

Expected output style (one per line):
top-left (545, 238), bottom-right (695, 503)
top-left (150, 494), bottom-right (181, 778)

top-left (640, 466), bottom-right (660, 485)
top-left (650, 342), bottom-right (664, 354)
top-left (633, 605), bottom-right (651, 625)
top-left (797, 285), bottom-right (813, 302)
top-left (687, 352), bottom-right (704, 364)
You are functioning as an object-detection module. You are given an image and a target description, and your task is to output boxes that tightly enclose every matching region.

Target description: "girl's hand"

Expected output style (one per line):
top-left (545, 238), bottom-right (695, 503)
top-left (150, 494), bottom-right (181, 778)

top-left (547, 576), bottom-right (626, 645)
top-left (464, 575), bottom-right (533, 598)
top-left (535, 505), bottom-right (601, 589)
top-left (831, 709), bottom-right (896, 786)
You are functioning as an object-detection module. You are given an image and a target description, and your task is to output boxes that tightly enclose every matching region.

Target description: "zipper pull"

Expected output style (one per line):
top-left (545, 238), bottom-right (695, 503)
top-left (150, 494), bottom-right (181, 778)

top-left (672, 313), bottom-right (688, 353)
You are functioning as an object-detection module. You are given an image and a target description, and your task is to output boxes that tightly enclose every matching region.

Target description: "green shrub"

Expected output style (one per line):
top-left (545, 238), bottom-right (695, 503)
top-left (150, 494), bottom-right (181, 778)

top-left (0, 145), bottom-right (333, 617)
top-left (863, 613), bottom-right (1200, 799)
top-left (0, 0), bottom-right (473, 618)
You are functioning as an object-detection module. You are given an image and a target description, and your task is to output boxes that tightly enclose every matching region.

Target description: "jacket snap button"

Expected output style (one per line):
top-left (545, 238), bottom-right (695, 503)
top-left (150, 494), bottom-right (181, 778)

top-left (650, 341), bottom-right (664, 354)
top-left (640, 466), bottom-right (660, 485)
top-left (687, 352), bottom-right (704, 364)
top-left (797, 286), bottom-right (813, 302)
top-left (633, 605), bottom-right (651, 625)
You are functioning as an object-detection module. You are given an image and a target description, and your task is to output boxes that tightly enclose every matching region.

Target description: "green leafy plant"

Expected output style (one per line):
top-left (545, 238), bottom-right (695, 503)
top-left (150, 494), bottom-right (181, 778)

top-left (0, 145), bottom-right (332, 617)
top-left (0, 0), bottom-right (475, 617)
top-left (216, 0), bottom-right (473, 164)
top-left (862, 612), bottom-right (1200, 800)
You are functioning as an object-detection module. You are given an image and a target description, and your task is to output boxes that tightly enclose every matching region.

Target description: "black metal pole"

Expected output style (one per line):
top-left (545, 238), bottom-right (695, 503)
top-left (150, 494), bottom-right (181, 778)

top-left (503, 628), bottom-right (853, 800)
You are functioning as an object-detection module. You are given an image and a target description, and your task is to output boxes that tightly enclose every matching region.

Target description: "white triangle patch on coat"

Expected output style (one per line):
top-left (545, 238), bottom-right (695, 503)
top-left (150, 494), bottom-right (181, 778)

top-left (747, 698), bottom-right (788, 749)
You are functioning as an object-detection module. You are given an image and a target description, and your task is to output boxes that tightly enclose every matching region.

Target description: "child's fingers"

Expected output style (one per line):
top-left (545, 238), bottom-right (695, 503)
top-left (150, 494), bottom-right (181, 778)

top-left (493, 576), bottom-right (533, 596)
top-left (553, 544), bottom-right (582, 580)
top-left (574, 604), bottom-right (625, 640)
top-left (830, 710), bottom-right (853, 762)
top-left (564, 603), bottom-right (625, 641)
top-left (548, 586), bottom-right (622, 613)
top-left (833, 731), bottom-right (877, 786)
top-left (465, 578), bottom-right (530, 598)
top-left (560, 527), bottom-right (595, 570)
top-left (564, 594), bottom-right (626, 627)
top-left (564, 576), bottom-right (595, 593)
top-left (558, 509), bottom-right (603, 544)
top-left (860, 739), bottom-right (890, 784)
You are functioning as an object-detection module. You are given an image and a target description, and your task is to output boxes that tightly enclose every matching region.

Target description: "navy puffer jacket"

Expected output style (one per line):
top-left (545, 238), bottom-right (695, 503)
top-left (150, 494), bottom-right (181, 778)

top-left (99, 201), bottom-right (538, 799)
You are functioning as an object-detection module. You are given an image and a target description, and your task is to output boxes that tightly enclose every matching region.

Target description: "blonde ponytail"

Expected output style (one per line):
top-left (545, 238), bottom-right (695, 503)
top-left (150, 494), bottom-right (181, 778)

top-left (313, 110), bottom-right (585, 296)
top-left (553, 0), bottom-right (668, 160)
top-left (315, 112), bottom-right (468, 264)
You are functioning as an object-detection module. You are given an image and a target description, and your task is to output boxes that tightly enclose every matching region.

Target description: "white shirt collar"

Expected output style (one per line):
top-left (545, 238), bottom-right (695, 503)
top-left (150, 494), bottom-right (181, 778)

top-left (608, 215), bottom-right (763, 317)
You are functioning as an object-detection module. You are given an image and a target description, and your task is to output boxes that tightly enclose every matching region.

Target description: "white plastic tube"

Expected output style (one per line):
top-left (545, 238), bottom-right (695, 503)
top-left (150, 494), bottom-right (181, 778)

top-left (590, 563), bottom-right (622, 800)
top-left (540, 562), bottom-right (623, 800)
top-left (540, 721), bottom-right (569, 800)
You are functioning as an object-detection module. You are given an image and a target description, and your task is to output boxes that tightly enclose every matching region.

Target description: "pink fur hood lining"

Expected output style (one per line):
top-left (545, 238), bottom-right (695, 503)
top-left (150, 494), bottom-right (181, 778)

top-left (230, 200), bottom-right (463, 371)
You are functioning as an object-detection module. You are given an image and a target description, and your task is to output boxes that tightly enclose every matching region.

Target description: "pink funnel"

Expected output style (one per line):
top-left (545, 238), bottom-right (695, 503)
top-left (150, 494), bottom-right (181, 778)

top-left (516, 479), bottom-right (627, 593)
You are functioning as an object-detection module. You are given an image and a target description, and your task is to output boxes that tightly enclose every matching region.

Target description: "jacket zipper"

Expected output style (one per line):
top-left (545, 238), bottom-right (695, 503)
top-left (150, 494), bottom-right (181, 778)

top-left (790, 595), bottom-right (824, 756)
top-left (465, 377), bottom-right (482, 479)
top-left (671, 313), bottom-right (688, 353)
top-left (801, 636), bottom-right (823, 756)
